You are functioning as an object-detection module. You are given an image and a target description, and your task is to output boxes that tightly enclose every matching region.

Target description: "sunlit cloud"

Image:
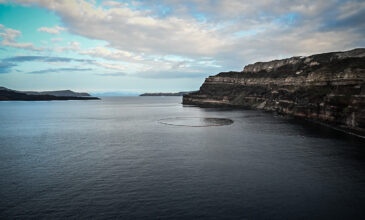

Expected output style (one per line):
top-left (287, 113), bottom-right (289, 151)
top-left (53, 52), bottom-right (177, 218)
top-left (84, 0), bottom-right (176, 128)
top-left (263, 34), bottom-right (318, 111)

top-left (37, 25), bottom-right (66, 34)
top-left (0, 24), bottom-right (43, 51)
top-left (0, 0), bottom-right (364, 91)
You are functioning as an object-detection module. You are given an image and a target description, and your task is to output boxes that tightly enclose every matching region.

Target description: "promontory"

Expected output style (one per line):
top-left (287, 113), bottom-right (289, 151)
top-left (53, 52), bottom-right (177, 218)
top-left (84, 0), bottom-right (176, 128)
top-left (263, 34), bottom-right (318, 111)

top-left (183, 48), bottom-right (365, 136)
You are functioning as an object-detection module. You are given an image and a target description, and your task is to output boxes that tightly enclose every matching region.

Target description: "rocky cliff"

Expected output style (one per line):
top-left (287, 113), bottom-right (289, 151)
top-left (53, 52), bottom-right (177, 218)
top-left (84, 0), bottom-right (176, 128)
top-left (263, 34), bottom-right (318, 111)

top-left (183, 48), bottom-right (365, 135)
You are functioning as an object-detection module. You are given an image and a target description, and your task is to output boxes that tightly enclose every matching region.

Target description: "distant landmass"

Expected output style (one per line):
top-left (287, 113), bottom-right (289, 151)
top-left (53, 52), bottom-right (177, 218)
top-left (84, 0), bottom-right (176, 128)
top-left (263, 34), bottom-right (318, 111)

top-left (24, 90), bottom-right (90, 97)
top-left (0, 87), bottom-right (99, 101)
top-left (140, 91), bottom-right (195, 96)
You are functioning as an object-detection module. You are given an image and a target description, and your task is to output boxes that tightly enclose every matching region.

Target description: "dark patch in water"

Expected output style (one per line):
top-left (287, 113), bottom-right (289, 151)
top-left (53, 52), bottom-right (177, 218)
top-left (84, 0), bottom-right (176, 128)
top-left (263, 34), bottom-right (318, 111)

top-left (158, 117), bottom-right (234, 127)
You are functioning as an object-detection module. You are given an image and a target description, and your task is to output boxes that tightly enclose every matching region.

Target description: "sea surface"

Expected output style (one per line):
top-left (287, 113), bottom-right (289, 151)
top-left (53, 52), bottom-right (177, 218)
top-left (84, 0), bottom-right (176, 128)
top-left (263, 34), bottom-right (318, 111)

top-left (0, 97), bottom-right (365, 219)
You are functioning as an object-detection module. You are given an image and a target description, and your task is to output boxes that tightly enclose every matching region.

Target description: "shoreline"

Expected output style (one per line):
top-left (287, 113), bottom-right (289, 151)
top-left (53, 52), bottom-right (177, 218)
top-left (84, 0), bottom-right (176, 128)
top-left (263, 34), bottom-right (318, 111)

top-left (182, 102), bottom-right (365, 140)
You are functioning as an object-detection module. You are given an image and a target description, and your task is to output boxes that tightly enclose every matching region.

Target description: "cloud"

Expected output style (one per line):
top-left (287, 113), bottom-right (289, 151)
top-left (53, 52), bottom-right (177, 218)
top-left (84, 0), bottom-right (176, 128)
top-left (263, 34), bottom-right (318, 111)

top-left (95, 72), bottom-right (127, 77)
top-left (0, 61), bottom-right (17, 74)
top-left (80, 47), bottom-right (134, 61)
top-left (13, 0), bottom-right (226, 57)
top-left (51, 38), bottom-right (63, 42)
top-left (56, 41), bottom-right (80, 52)
top-left (13, 1), bottom-right (365, 62)
top-left (2, 55), bottom-right (127, 72)
top-left (137, 70), bottom-right (209, 79)
top-left (93, 61), bottom-right (126, 71)
top-left (338, 1), bottom-right (365, 20)
top-left (5, 0), bottom-right (365, 80)
top-left (3, 55), bottom-right (92, 63)
top-left (101, 1), bottom-right (128, 8)
top-left (29, 67), bottom-right (92, 74)
top-left (37, 25), bottom-right (66, 34)
top-left (0, 24), bottom-right (43, 51)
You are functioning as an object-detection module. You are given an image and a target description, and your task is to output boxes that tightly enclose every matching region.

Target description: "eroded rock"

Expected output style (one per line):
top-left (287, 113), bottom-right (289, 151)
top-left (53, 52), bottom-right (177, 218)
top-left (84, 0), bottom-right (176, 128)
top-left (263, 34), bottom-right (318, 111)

top-left (183, 48), bottom-right (365, 135)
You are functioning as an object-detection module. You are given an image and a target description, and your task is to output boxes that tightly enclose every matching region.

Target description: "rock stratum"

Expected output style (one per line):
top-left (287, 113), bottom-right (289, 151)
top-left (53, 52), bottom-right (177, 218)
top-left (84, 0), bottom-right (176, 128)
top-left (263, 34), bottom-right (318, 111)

top-left (183, 48), bottom-right (365, 136)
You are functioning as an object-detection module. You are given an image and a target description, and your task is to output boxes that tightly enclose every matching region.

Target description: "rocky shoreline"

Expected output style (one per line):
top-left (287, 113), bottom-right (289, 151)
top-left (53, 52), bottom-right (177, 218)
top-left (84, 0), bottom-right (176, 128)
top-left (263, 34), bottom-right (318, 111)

top-left (183, 48), bottom-right (365, 136)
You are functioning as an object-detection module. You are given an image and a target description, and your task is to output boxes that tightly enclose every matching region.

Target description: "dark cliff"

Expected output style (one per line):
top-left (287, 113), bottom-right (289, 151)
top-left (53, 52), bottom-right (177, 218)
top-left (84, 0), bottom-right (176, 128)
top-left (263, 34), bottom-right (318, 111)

top-left (183, 48), bottom-right (365, 135)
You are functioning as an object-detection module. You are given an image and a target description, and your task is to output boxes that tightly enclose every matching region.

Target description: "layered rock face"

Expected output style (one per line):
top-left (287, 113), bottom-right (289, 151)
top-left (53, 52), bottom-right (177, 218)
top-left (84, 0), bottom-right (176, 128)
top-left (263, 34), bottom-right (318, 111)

top-left (183, 48), bottom-right (365, 135)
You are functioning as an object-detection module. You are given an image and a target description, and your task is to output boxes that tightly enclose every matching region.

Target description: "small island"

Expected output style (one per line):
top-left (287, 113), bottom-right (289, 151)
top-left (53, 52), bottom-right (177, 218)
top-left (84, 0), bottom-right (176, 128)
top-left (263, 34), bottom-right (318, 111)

top-left (0, 87), bottom-right (99, 101)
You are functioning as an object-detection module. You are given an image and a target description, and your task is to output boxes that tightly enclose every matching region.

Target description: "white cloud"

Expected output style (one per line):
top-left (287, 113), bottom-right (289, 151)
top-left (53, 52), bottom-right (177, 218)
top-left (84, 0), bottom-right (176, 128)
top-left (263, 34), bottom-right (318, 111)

top-left (80, 47), bottom-right (133, 60)
top-left (14, 0), bottom-right (226, 57)
top-left (101, 1), bottom-right (128, 8)
top-left (0, 24), bottom-right (43, 51)
top-left (51, 38), bottom-right (63, 42)
top-left (8, 0), bottom-right (365, 77)
top-left (93, 61), bottom-right (126, 71)
top-left (37, 25), bottom-right (66, 34)
top-left (56, 41), bottom-right (80, 52)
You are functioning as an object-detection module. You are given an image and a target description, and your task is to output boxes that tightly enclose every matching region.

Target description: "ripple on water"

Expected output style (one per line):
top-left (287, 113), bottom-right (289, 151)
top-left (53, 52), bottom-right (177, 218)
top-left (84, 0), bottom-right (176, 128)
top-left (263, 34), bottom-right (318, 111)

top-left (158, 117), bottom-right (234, 127)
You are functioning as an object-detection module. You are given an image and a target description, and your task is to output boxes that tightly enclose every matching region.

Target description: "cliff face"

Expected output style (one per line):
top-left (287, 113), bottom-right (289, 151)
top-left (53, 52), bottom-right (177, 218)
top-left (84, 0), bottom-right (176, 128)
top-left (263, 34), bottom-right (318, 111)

top-left (183, 48), bottom-right (365, 135)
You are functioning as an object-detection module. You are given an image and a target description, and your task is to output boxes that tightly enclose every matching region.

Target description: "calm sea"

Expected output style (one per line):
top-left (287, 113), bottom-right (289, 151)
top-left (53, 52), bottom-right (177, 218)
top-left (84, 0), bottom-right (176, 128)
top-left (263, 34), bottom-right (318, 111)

top-left (0, 97), bottom-right (364, 219)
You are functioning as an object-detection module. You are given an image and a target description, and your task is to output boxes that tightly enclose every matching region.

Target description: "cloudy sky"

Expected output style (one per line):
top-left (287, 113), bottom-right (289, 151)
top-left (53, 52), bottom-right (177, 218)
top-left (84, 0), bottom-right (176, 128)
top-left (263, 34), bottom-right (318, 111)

top-left (0, 0), bottom-right (364, 93)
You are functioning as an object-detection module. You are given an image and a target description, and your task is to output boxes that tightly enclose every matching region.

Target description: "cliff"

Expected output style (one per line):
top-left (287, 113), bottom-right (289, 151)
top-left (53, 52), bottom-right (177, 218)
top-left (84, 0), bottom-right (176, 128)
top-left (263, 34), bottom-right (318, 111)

top-left (183, 48), bottom-right (365, 135)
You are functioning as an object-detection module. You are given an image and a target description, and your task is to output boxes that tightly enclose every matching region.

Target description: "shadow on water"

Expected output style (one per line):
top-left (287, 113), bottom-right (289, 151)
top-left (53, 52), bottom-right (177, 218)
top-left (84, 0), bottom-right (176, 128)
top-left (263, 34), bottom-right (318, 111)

top-left (185, 104), bottom-right (365, 142)
top-left (158, 117), bottom-right (234, 127)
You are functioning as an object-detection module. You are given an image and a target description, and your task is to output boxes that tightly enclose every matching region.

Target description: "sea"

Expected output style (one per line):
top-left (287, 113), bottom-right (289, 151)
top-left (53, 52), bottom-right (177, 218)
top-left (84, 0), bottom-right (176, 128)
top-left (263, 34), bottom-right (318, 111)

top-left (0, 97), bottom-right (364, 219)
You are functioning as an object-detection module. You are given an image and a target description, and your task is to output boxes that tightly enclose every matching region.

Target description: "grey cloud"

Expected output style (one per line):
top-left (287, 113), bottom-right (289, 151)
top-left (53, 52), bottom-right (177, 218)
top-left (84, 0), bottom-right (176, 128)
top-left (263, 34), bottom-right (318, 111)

top-left (134, 70), bottom-right (212, 79)
top-left (29, 68), bottom-right (93, 74)
top-left (13, 0), bottom-right (226, 57)
top-left (95, 72), bottom-right (127, 77)
top-left (2, 55), bottom-right (128, 74)
top-left (10, 0), bottom-right (365, 80)
top-left (3, 55), bottom-right (93, 63)
top-left (0, 62), bottom-right (17, 74)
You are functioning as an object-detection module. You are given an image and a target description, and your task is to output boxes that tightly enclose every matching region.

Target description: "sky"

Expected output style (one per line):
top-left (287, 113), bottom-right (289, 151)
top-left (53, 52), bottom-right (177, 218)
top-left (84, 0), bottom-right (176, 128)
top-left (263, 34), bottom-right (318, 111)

top-left (0, 0), bottom-right (364, 93)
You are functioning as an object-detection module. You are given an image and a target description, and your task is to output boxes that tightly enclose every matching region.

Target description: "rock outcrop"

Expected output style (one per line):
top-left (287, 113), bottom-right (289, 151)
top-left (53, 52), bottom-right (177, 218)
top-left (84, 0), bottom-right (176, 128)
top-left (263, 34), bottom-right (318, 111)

top-left (183, 48), bottom-right (365, 135)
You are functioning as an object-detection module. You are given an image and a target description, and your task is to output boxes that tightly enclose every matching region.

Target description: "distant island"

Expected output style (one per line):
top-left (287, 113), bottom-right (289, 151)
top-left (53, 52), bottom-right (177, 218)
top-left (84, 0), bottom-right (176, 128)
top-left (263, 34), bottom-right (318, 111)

top-left (0, 87), bottom-right (99, 101)
top-left (24, 90), bottom-right (91, 97)
top-left (140, 91), bottom-right (195, 96)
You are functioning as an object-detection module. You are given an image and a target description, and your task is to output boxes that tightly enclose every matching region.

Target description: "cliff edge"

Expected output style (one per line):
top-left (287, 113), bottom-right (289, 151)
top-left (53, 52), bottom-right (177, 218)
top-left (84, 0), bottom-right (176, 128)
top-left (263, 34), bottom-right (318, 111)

top-left (183, 48), bottom-right (365, 135)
